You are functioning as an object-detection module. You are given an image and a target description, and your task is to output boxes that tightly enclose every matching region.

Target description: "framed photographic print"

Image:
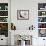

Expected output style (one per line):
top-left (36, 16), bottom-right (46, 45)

top-left (17, 10), bottom-right (29, 20)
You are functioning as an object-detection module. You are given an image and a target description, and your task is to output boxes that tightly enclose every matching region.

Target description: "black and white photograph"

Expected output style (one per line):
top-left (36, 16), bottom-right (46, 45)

top-left (17, 10), bottom-right (29, 20)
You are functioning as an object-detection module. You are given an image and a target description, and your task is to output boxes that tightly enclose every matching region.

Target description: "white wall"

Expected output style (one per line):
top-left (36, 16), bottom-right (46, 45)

top-left (11, 0), bottom-right (46, 46)
top-left (11, 0), bottom-right (38, 30)
top-left (11, 0), bottom-right (46, 30)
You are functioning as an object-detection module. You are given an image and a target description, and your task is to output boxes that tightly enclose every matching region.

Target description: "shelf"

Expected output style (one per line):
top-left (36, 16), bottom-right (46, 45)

top-left (38, 10), bottom-right (46, 11)
top-left (0, 16), bottom-right (8, 17)
top-left (38, 28), bottom-right (46, 29)
top-left (0, 22), bottom-right (8, 23)
top-left (0, 10), bottom-right (8, 11)
top-left (38, 22), bottom-right (46, 23)
top-left (0, 3), bottom-right (8, 37)
top-left (38, 15), bottom-right (46, 17)
top-left (38, 3), bottom-right (46, 37)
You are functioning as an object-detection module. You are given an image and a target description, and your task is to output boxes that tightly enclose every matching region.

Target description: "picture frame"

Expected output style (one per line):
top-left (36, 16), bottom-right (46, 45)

top-left (17, 10), bottom-right (29, 20)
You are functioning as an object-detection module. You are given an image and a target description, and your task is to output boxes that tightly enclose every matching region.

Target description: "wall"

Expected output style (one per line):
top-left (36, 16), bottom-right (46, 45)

top-left (11, 0), bottom-right (38, 30)
top-left (11, 0), bottom-right (46, 30)
top-left (11, 0), bottom-right (46, 46)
